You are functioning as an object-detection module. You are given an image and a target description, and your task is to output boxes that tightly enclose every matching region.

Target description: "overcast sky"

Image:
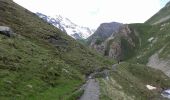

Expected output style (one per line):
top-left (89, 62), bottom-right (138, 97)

top-left (14, 0), bottom-right (170, 29)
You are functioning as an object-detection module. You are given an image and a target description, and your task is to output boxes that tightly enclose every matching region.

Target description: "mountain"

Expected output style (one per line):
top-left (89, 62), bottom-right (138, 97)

top-left (36, 12), bottom-right (95, 39)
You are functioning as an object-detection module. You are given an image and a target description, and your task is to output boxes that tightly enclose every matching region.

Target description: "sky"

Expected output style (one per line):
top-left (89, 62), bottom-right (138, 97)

top-left (13, 0), bottom-right (170, 29)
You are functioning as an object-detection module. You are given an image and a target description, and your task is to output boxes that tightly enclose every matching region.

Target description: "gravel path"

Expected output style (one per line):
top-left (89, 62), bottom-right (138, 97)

top-left (79, 79), bottom-right (100, 100)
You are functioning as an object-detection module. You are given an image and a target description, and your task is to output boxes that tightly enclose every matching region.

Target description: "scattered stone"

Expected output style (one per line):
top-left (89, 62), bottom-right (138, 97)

top-left (148, 37), bottom-right (154, 42)
top-left (27, 84), bottom-right (33, 88)
top-left (105, 76), bottom-right (109, 80)
top-left (146, 85), bottom-right (156, 90)
top-left (88, 76), bottom-right (92, 79)
top-left (160, 27), bottom-right (164, 31)
top-left (62, 68), bottom-right (69, 73)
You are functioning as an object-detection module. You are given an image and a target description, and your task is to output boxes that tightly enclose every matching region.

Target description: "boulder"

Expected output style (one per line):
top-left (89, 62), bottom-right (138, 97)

top-left (0, 26), bottom-right (15, 37)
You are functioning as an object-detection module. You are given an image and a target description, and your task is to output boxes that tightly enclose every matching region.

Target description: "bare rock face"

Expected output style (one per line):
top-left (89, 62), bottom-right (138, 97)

top-left (0, 26), bottom-right (15, 37)
top-left (119, 25), bottom-right (135, 47)
top-left (109, 42), bottom-right (122, 60)
top-left (89, 24), bottom-right (137, 61)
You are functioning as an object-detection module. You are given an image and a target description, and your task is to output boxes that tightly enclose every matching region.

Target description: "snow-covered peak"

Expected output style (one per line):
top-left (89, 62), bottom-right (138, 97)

top-left (36, 12), bottom-right (95, 39)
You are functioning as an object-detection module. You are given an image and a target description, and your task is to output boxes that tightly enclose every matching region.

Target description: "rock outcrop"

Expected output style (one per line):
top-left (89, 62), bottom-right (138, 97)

top-left (0, 26), bottom-right (15, 37)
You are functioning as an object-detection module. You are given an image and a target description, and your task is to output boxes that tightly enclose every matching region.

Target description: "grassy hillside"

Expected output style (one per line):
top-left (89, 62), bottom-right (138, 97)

top-left (0, 0), bottom-right (114, 99)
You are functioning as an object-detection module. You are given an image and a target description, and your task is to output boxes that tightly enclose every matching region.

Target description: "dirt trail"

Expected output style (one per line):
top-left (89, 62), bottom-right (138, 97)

top-left (79, 79), bottom-right (100, 100)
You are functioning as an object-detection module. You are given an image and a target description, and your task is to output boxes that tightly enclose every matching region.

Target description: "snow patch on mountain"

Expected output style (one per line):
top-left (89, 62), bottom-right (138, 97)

top-left (36, 12), bottom-right (95, 39)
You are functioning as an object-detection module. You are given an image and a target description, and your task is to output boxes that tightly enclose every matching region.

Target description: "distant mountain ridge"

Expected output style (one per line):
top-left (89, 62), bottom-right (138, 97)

top-left (36, 12), bottom-right (95, 39)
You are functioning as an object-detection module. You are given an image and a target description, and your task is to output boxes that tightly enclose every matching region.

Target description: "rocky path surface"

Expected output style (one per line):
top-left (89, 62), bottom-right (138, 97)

top-left (79, 64), bottom-right (118, 100)
top-left (79, 79), bottom-right (100, 100)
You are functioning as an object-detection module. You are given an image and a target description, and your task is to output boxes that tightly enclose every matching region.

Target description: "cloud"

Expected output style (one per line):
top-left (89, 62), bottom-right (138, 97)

top-left (14, 0), bottom-right (161, 28)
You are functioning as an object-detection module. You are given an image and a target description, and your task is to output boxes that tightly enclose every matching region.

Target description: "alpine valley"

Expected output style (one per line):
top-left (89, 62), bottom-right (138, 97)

top-left (1, 0), bottom-right (170, 100)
